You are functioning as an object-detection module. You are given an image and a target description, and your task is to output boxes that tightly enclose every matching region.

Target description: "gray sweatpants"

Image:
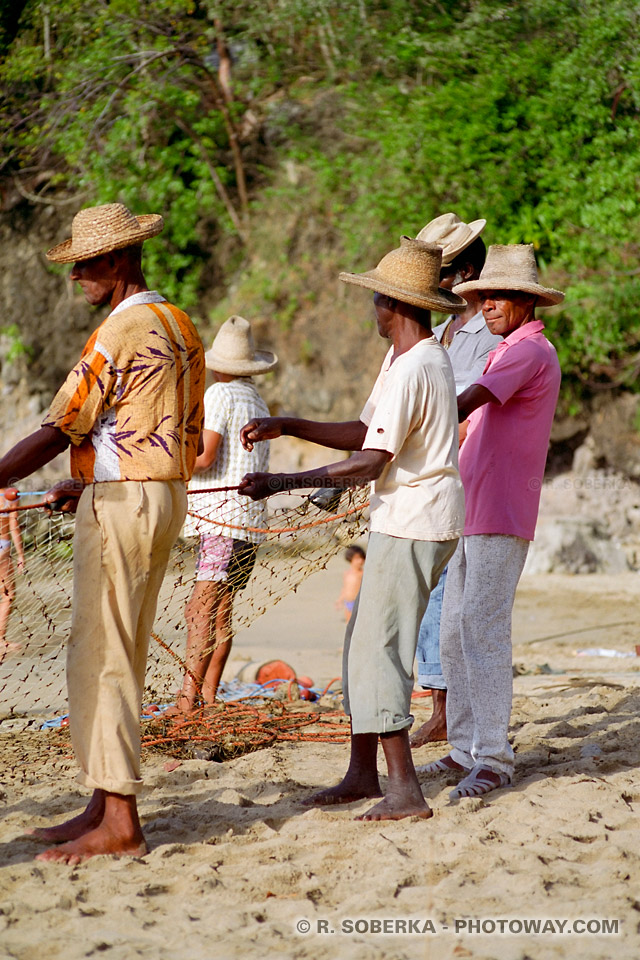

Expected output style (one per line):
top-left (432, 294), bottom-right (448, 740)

top-left (342, 532), bottom-right (457, 735)
top-left (440, 534), bottom-right (529, 777)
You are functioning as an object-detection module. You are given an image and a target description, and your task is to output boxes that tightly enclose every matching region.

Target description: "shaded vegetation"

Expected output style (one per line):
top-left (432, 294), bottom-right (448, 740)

top-left (2, 0), bottom-right (640, 399)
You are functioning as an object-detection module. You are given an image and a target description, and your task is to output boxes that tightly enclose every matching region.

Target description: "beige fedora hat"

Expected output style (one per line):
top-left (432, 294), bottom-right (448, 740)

top-left (46, 202), bottom-right (164, 264)
top-left (453, 244), bottom-right (564, 307)
top-left (416, 212), bottom-right (486, 267)
top-left (205, 315), bottom-right (278, 376)
top-left (339, 237), bottom-right (466, 313)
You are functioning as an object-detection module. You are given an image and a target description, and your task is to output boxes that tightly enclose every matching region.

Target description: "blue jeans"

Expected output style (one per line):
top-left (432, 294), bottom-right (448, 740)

top-left (416, 566), bottom-right (447, 691)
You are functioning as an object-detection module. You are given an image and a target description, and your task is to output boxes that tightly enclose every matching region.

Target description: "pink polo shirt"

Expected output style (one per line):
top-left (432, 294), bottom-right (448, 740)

top-left (460, 320), bottom-right (561, 540)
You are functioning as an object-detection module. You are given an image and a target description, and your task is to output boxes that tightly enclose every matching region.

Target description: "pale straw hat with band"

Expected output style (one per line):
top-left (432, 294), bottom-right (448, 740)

top-left (453, 244), bottom-right (565, 308)
top-left (339, 237), bottom-right (466, 313)
top-left (416, 212), bottom-right (486, 267)
top-left (46, 203), bottom-right (164, 264)
top-left (205, 315), bottom-right (278, 376)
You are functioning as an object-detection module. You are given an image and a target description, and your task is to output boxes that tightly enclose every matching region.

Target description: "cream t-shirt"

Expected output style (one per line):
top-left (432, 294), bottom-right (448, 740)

top-left (361, 338), bottom-right (465, 541)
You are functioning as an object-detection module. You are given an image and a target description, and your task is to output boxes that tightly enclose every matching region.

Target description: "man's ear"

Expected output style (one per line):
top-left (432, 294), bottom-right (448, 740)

top-left (460, 261), bottom-right (477, 282)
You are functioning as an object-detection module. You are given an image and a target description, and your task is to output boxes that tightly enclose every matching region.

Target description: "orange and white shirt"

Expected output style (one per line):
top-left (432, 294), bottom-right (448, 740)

top-left (43, 292), bottom-right (205, 483)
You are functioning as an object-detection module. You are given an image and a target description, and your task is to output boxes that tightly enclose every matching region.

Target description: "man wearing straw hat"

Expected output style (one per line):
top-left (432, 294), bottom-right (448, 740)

top-left (239, 238), bottom-right (465, 820)
top-left (410, 213), bottom-right (501, 747)
top-left (0, 203), bottom-right (205, 862)
top-left (421, 244), bottom-right (563, 799)
top-left (169, 315), bottom-right (277, 714)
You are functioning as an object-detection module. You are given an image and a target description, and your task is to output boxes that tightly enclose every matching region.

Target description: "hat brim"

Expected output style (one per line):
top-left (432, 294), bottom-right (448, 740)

top-left (46, 214), bottom-right (164, 264)
top-left (205, 349), bottom-right (278, 376)
top-left (440, 219), bottom-right (486, 267)
top-left (453, 278), bottom-right (564, 308)
top-left (339, 270), bottom-right (466, 313)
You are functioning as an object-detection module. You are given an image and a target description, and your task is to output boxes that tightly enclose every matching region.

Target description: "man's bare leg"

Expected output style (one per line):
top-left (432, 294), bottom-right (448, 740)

top-left (201, 584), bottom-right (233, 705)
top-left (35, 792), bottom-right (147, 864)
top-left (26, 788), bottom-right (106, 842)
top-left (410, 689), bottom-right (447, 747)
top-left (303, 730), bottom-right (383, 805)
top-left (161, 581), bottom-right (219, 717)
top-left (357, 729), bottom-right (433, 821)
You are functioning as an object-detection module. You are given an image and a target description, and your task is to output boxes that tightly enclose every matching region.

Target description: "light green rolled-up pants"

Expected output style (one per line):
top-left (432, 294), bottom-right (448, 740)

top-left (68, 480), bottom-right (187, 795)
top-left (342, 532), bottom-right (458, 735)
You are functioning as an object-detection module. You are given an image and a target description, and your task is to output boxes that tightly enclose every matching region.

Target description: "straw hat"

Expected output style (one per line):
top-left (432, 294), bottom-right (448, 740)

top-left (453, 244), bottom-right (564, 308)
top-left (339, 238), bottom-right (466, 313)
top-left (205, 316), bottom-right (278, 376)
top-left (416, 213), bottom-right (486, 267)
top-left (46, 203), bottom-right (164, 264)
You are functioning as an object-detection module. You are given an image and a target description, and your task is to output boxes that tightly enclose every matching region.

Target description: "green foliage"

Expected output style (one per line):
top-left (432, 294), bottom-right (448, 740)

top-left (0, 324), bottom-right (34, 364)
top-left (2, 0), bottom-right (640, 395)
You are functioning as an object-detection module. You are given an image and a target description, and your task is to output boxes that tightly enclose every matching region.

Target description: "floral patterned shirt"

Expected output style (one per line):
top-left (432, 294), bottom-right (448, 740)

top-left (43, 293), bottom-right (205, 483)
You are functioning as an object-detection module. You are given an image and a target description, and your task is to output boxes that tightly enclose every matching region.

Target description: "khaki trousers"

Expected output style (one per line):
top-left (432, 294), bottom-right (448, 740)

top-left (342, 532), bottom-right (457, 735)
top-left (68, 480), bottom-right (187, 795)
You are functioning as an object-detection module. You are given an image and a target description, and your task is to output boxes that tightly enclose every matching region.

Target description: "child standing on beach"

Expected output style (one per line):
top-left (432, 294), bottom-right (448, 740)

top-left (336, 545), bottom-right (366, 622)
top-left (0, 489), bottom-right (25, 659)
top-left (169, 316), bottom-right (277, 714)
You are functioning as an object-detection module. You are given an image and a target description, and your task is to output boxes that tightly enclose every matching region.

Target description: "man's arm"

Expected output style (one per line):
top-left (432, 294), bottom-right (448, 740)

top-left (238, 448), bottom-right (391, 500)
top-left (457, 384), bottom-right (499, 423)
top-left (240, 417), bottom-right (367, 453)
top-left (0, 426), bottom-right (70, 487)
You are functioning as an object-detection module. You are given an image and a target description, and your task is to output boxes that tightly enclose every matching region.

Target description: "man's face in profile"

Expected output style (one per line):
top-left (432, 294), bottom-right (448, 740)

top-left (69, 254), bottom-right (116, 306)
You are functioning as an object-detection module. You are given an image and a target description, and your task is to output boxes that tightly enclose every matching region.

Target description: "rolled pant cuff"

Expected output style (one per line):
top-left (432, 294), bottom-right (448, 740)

top-left (449, 746), bottom-right (473, 770)
top-left (475, 759), bottom-right (513, 779)
top-left (77, 770), bottom-right (143, 796)
top-left (418, 674), bottom-right (447, 691)
top-left (351, 713), bottom-right (414, 735)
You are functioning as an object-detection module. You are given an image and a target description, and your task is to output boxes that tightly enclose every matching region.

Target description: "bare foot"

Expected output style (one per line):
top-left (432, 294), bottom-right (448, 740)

top-left (302, 778), bottom-right (383, 807)
top-left (410, 716), bottom-right (447, 746)
top-left (356, 796), bottom-right (433, 821)
top-left (25, 791), bottom-right (105, 843)
top-left (158, 695), bottom-right (199, 719)
top-left (410, 689), bottom-right (447, 747)
top-left (35, 823), bottom-right (148, 865)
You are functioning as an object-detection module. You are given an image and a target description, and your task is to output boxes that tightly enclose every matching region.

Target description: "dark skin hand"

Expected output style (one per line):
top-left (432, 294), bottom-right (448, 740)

top-left (239, 447), bottom-right (391, 501)
top-left (240, 417), bottom-right (367, 453)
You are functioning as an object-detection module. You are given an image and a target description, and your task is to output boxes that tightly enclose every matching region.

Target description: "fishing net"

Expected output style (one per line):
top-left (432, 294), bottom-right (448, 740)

top-left (0, 486), bottom-right (369, 734)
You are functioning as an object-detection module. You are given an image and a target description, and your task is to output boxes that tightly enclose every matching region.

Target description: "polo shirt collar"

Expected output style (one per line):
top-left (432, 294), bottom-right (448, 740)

top-left (462, 310), bottom-right (489, 334)
top-left (501, 318), bottom-right (545, 347)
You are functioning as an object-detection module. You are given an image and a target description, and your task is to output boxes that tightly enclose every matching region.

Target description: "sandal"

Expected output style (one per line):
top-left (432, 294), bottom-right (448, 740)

top-left (416, 754), bottom-right (469, 776)
top-left (449, 766), bottom-right (511, 800)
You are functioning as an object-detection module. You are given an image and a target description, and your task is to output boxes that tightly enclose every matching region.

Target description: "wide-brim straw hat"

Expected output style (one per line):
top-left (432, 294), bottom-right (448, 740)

top-left (205, 315), bottom-right (278, 376)
top-left (453, 244), bottom-right (564, 307)
top-left (416, 212), bottom-right (486, 267)
top-left (46, 203), bottom-right (164, 264)
top-left (339, 237), bottom-right (466, 313)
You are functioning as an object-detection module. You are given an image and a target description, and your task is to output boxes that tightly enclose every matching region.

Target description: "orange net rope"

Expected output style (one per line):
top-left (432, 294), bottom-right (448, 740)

top-left (0, 487), bottom-right (369, 746)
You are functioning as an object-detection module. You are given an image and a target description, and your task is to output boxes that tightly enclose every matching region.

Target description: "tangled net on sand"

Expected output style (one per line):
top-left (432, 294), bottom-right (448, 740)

top-left (0, 487), bottom-right (369, 736)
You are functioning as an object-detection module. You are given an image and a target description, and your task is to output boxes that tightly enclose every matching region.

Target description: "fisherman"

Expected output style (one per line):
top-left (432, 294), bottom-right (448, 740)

top-left (239, 238), bottom-right (465, 820)
top-left (424, 244), bottom-right (563, 798)
top-left (0, 203), bottom-right (205, 862)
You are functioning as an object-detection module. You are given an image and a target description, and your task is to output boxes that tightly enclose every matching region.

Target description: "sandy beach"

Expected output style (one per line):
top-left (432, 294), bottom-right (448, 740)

top-left (1, 563), bottom-right (639, 960)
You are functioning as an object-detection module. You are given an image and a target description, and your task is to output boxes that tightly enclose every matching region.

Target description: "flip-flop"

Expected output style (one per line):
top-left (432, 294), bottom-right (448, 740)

top-left (415, 754), bottom-right (469, 775)
top-left (449, 766), bottom-right (511, 800)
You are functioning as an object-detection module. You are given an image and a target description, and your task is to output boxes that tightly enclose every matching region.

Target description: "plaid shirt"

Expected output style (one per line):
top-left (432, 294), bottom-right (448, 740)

top-left (186, 378), bottom-right (270, 543)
